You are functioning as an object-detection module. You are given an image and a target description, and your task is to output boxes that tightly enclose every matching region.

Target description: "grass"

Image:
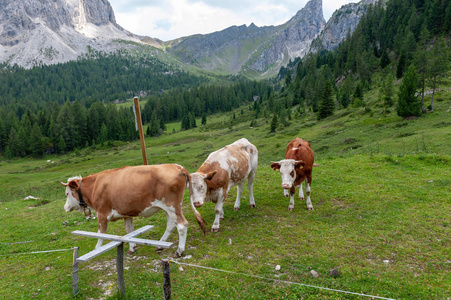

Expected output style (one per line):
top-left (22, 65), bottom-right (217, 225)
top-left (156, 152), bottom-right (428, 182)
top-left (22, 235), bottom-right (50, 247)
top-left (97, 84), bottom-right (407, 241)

top-left (0, 85), bottom-right (450, 299)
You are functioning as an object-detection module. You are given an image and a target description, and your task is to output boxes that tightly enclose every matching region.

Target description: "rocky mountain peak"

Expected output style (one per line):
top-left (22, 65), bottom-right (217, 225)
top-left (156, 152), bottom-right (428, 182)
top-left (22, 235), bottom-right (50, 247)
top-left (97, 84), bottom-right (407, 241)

top-left (0, 0), bottom-right (151, 68)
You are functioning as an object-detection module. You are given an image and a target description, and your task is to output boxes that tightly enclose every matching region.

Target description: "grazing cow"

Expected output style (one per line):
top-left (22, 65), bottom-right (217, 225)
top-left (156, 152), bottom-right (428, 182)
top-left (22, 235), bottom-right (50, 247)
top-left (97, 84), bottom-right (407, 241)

top-left (61, 164), bottom-right (198, 258)
top-left (190, 138), bottom-right (258, 232)
top-left (271, 137), bottom-right (316, 211)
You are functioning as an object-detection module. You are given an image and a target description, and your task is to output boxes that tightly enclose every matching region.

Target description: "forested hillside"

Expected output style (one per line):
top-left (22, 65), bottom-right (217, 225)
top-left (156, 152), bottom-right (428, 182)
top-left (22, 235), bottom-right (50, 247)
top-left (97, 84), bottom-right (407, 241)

top-left (277, 0), bottom-right (450, 118)
top-left (0, 50), bottom-right (208, 157)
top-left (0, 0), bottom-right (450, 159)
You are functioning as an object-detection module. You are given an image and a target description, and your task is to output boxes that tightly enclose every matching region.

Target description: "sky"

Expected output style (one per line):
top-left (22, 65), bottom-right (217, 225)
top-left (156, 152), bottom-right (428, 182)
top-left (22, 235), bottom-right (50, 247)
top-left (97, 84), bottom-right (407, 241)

top-left (108, 0), bottom-right (360, 41)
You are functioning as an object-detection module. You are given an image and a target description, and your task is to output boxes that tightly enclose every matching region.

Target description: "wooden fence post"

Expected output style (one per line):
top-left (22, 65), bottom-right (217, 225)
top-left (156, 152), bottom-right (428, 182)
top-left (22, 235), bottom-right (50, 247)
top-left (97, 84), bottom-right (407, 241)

top-left (133, 97), bottom-right (148, 165)
top-left (162, 259), bottom-right (171, 300)
top-left (72, 247), bottom-right (79, 297)
top-left (117, 243), bottom-right (125, 298)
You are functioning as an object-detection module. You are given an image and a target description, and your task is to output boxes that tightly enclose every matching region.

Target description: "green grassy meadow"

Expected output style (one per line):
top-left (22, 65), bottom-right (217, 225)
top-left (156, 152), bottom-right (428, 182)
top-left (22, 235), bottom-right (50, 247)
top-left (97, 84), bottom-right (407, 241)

top-left (0, 88), bottom-right (450, 299)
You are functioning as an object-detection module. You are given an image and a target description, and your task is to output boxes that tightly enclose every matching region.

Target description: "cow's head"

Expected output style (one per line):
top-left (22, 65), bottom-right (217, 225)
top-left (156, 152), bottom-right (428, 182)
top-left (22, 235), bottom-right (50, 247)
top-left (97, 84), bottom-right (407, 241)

top-left (190, 171), bottom-right (217, 207)
top-left (60, 176), bottom-right (83, 212)
top-left (271, 159), bottom-right (305, 189)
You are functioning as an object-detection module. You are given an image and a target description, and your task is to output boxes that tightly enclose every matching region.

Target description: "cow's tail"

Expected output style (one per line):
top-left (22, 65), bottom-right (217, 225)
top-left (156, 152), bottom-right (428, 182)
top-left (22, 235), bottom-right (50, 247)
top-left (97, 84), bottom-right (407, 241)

top-left (181, 169), bottom-right (207, 235)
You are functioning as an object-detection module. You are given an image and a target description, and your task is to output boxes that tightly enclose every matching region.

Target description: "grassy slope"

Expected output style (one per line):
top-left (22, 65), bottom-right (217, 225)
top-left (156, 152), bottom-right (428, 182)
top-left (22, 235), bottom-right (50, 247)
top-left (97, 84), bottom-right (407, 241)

top-left (0, 83), bottom-right (450, 299)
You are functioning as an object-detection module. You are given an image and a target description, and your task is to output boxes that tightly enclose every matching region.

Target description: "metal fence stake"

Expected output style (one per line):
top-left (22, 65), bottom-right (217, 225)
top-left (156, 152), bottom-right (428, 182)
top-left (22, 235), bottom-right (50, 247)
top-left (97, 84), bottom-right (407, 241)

top-left (117, 243), bottom-right (125, 298)
top-left (162, 259), bottom-right (171, 300)
top-left (72, 247), bottom-right (79, 297)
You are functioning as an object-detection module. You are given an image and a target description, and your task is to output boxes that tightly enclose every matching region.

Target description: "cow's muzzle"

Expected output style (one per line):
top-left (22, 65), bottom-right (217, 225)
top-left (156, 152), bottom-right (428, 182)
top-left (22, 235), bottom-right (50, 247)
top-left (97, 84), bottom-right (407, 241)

top-left (282, 184), bottom-right (291, 189)
top-left (193, 201), bottom-right (203, 208)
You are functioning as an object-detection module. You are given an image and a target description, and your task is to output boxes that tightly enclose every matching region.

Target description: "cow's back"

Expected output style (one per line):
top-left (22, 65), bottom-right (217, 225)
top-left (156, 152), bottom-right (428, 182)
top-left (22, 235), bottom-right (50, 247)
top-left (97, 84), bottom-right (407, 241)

top-left (285, 138), bottom-right (314, 169)
top-left (205, 139), bottom-right (257, 181)
top-left (92, 164), bottom-right (187, 215)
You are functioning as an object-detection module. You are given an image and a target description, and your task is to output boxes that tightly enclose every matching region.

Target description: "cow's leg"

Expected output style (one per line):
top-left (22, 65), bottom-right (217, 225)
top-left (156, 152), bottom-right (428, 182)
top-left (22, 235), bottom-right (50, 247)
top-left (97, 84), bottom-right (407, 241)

top-left (212, 193), bottom-right (225, 232)
top-left (173, 221), bottom-right (188, 258)
top-left (298, 182), bottom-right (304, 201)
top-left (159, 209), bottom-right (188, 258)
top-left (288, 186), bottom-right (296, 211)
top-left (95, 215), bottom-right (108, 249)
top-left (305, 178), bottom-right (313, 210)
top-left (284, 189), bottom-right (290, 197)
top-left (234, 182), bottom-right (244, 211)
top-left (159, 211), bottom-right (177, 244)
top-left (124, 217), bottom-right (137, 253)
top-left (247, 171), bottom-right (256, 208)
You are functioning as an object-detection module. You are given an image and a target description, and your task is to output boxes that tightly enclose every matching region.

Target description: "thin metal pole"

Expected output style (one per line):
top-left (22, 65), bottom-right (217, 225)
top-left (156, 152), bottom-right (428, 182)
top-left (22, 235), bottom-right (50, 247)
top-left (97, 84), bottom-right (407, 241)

top-left (72, 247), bottom-right (79, 297)
top-left (117, 243), bottom-right (125, 298)
top-left (133, 97), bottom-right (148, 165)
top-left (162, 259), bottom-right (171, 300)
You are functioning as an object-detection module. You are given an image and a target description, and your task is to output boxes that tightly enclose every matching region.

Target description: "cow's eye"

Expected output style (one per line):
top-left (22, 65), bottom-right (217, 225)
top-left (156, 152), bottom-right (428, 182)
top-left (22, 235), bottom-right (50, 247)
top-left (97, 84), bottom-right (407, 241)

top-left (290, 171), bottom-right (294, 177)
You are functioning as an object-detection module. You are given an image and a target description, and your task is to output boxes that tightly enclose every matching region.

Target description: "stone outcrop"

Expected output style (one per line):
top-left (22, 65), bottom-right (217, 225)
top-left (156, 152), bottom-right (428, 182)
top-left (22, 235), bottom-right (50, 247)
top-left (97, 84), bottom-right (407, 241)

top-left (309, 0), bottom-right (378, 53)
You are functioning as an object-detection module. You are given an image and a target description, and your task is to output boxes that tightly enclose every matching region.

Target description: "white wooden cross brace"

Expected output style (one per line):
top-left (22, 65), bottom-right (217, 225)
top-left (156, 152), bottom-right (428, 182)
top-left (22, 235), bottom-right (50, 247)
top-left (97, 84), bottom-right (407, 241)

top-left (71, 225), bottom-right (172, 262)
top-left (71, 225), bottom-right (173, 297)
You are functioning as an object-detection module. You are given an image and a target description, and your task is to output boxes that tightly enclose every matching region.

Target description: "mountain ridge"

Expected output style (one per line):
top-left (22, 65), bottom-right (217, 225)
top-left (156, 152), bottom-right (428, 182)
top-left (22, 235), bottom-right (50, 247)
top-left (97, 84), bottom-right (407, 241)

top-left (0, 0), bottom-right (372, 77)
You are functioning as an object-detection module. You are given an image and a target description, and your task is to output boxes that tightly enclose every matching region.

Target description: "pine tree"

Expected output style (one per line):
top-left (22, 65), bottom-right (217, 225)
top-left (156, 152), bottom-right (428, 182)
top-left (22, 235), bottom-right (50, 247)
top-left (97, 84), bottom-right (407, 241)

top-left (381, 72), bottom-right (395, 108)
top-left (380, 49), bottom-right (391, 69)
top-left (318, 81), bottom-right (335, 120)
top-left (148, 111), bottom-right (160, 136)
top-left (397, 52), bottom-right (406, 79)
top-left (201, 113), bottom-right (207, 125)
top-left (30, 122), bottom-right (44, 158)
top-left (57, 135), bottom-right (66, 154)
top-left (6, 127), bottom-right (20, 158)
top-left (285, 68), bottom-right (292, 86)
top-left (0, 118), bottom-right (6, 153)
top-left (270, 114), bottom-right (278, 133)
top-left (397, 64), bottom-right (421, 118)
top-left (99, 123), bottom-right (108, 144)
top-left (426, 37), bottom-right (449, 111)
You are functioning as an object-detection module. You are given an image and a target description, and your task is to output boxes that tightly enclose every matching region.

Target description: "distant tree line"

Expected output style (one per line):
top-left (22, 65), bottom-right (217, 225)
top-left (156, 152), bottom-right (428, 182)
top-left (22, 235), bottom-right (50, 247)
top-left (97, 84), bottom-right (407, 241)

top-left (141, 81), bottom-right (272, 135)
top-left (0, 101), bottom-right (138, 158)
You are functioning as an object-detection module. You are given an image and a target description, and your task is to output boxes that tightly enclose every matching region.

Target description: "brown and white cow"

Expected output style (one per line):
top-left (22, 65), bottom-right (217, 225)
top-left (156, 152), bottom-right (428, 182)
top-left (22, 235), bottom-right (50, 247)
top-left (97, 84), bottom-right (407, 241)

top-left (271, 137), bottom-right (316, 211)
top-left (190, 138), bottom-right (258, 232)
top-left (61, 164), bottom-right (201, 258)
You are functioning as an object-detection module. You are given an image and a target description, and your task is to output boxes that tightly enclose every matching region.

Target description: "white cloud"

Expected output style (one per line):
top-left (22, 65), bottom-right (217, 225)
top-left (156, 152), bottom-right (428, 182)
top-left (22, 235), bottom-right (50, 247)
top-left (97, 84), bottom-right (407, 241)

top-left (109, 0), bottom-right (360, 41)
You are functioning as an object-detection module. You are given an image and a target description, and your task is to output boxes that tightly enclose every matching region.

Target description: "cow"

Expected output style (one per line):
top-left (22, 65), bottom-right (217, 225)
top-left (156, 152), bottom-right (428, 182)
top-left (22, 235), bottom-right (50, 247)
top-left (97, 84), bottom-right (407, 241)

top-left (61, 164), bottom-right (204, 258)
top-left (190, 138), bottom-right (258, 232)
top-left (271, 137), bottom-right (316, 211)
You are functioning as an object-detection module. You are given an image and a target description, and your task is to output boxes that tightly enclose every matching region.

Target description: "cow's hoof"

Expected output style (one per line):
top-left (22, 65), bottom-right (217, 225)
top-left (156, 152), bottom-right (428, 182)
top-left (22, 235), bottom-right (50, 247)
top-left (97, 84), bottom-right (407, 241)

top-left (211, 228), bottom-right (219, 232)
top-left (249, 204), bottom-right (256, 208)
top-left (155, 247), bottom-right (164, 252)
top-left (234, 207), bottom-right (240, 211)
top-left (173, 252), bottom-right (182, 258)
top-left (127, 250), bottom-right (135, 255)
top-left (307, 207), bottom-right (314, 211)
top-left (288, 207), bottom-right (294, 211)
top-left (284, 195), bottom-right (289, 198)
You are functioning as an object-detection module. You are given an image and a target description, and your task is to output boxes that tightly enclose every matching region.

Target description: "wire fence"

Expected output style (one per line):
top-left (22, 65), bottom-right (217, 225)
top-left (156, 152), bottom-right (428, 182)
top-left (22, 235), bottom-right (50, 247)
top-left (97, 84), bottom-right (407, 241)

top-left (171, 260), bottom-right (396, 300)
top-left (0, 247), bottom-right (74, 257)
top-left (1, 245), bottom-right (396, 299)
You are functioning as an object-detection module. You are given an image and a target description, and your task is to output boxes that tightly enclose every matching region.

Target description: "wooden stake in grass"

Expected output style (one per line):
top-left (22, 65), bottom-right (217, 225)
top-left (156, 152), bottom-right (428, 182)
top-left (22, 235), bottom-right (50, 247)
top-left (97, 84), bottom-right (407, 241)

top-left (133, 97), bottom-right (148, 165)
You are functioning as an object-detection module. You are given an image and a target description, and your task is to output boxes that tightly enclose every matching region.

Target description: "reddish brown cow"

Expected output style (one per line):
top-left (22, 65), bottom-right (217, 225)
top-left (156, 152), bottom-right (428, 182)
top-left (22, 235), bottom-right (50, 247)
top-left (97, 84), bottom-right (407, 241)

top-left (190, 138), bottom-right (258, 232)
top-left (61, 164), bottom-right (200, 258)
top-left (271, 137), bottom-right (316, 211)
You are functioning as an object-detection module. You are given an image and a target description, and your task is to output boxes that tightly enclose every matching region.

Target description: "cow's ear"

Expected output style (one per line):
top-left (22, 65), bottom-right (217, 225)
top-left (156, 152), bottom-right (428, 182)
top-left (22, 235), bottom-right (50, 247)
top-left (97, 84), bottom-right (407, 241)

top-left (295, 160), bottom-right (306, 170)
top-left (270, 162), bottom-right (280, 171)
top-left (68, 180), bottom-right (79, 190)
top-left (205, 171), bottom-right (217, 181)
